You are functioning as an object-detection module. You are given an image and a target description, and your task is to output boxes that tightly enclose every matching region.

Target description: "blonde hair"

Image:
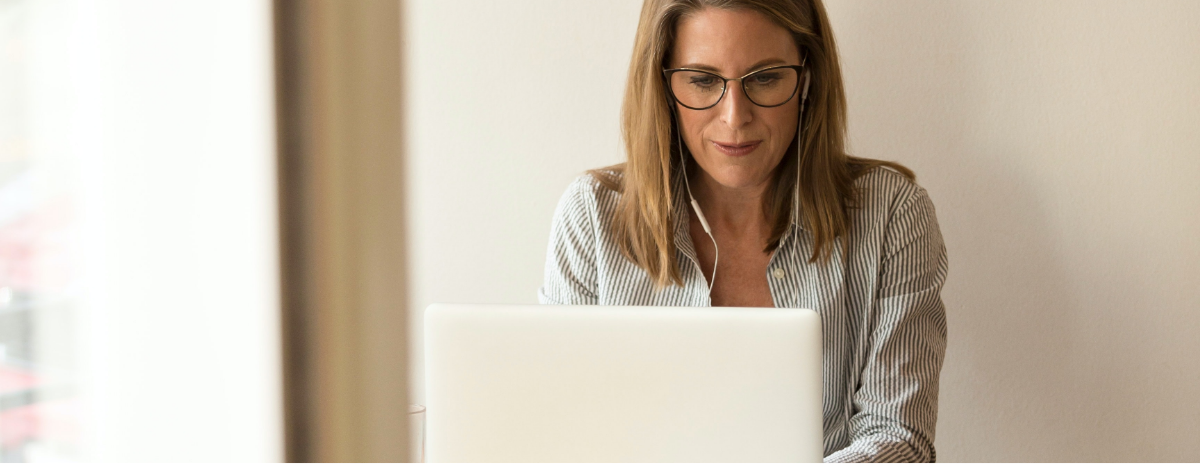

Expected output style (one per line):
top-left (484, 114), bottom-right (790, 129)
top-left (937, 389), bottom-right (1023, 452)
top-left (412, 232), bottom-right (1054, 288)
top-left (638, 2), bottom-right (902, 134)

top-left (592, 0), bottom-right (913, 288)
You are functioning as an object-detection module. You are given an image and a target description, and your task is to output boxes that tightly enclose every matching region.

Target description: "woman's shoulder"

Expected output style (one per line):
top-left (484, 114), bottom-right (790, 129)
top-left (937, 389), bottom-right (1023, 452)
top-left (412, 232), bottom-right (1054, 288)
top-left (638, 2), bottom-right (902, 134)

top-left (848, 164), bottom-right (945, 267)
top-left (852, 164), bottom-right (935, 217)
top-left (563, 167), bottom-right (621, 199)
top-left (583, 166), bottom-right (624, 195)
top-left (552, 168), bottom-right (624, 223)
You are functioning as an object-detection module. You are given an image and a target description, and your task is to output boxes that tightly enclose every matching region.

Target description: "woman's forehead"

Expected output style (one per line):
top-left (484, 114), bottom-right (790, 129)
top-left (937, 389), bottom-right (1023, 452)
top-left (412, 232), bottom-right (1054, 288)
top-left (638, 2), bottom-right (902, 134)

top-left (671, 7), bottom-right (800, 73)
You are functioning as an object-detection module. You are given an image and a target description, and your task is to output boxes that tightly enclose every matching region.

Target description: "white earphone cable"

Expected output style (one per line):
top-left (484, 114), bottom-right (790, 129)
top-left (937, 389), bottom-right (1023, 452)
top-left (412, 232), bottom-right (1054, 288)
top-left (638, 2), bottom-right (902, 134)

top-left (675, 118), bottom-right (719, 294)
top-left (795, 56), bottom-right (810, 227)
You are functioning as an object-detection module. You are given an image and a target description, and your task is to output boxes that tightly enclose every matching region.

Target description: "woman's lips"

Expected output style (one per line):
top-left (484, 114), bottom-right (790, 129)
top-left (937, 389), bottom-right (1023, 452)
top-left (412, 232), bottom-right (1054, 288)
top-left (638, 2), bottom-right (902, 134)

top-left (711, 140), bottom-right (762, 157)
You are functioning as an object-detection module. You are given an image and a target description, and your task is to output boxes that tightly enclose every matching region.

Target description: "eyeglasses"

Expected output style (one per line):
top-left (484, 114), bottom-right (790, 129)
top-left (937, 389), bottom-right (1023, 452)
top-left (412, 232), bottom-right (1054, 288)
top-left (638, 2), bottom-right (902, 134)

top-left (662, 65), bottom-right (804, 110)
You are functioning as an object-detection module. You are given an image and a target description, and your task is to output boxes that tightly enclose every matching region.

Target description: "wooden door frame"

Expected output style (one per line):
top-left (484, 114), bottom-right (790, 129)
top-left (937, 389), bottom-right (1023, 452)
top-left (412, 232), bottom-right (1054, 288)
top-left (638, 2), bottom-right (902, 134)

top-left (274, 1), bottom-right (409, 461)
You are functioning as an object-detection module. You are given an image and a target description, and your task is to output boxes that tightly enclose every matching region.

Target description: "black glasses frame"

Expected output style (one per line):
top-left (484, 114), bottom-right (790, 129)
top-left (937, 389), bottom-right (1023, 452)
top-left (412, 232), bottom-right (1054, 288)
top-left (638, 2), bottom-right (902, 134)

top-left (662, 64), bottom-right (805, 110)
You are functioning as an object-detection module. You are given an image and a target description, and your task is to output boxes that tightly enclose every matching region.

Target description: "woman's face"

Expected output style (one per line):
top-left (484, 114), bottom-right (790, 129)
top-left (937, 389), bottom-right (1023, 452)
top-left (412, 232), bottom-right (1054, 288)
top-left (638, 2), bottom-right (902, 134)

top-left (670, 7), bottom-right (801, 191)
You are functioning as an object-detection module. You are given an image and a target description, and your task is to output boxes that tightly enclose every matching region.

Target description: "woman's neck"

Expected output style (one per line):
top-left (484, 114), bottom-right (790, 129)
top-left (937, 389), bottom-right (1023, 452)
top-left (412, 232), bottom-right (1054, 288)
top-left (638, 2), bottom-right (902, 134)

top-left (688, 168), bottom-right (773, 239)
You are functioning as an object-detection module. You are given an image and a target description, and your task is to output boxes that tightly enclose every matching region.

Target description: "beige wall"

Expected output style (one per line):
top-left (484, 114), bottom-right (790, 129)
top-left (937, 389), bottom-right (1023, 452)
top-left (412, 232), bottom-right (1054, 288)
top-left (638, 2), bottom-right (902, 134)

top-left (405, 1), bottom-right (1200, 461)
top-left (403, 0), bottom-right (638, 403)
top-left (825, 1), bottom-right (1200, 461)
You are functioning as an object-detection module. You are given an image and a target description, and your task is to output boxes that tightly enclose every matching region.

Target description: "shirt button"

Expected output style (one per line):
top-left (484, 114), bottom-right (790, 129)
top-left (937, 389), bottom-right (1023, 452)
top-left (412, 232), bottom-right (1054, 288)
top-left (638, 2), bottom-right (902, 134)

top-left (772, 268), bottom-right (786, 279)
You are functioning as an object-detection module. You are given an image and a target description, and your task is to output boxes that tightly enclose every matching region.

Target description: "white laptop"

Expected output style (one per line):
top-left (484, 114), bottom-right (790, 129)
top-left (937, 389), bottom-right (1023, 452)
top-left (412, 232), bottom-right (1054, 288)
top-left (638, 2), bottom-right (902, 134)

top-left (423, 304), bottom-right (823, 463)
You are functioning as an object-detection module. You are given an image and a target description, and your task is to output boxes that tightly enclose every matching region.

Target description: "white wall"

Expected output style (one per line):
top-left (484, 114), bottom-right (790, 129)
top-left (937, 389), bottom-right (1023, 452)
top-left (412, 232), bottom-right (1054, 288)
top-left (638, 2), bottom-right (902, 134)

top-left (405, 1), bottom-right (1200, 461)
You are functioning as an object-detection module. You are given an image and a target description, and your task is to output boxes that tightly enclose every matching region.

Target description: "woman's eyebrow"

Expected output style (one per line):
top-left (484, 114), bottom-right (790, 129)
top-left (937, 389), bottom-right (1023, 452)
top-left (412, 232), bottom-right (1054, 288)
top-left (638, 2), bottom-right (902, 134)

top-left (745, 58), bottom-right (789, 71)
top-left (674, 58), bottom-right (790, 74)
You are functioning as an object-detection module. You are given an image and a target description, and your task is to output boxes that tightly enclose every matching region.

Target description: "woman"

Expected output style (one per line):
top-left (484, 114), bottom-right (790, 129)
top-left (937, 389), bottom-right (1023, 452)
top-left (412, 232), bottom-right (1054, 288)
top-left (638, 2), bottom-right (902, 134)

top-left (538, 0), bottom-right (947, 461)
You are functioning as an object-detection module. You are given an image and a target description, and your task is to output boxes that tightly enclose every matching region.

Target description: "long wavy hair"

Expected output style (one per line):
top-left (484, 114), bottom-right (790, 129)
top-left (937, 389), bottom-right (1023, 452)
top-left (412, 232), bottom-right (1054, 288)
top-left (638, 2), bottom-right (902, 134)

top-left (592, 0), bottom-right (913, 288)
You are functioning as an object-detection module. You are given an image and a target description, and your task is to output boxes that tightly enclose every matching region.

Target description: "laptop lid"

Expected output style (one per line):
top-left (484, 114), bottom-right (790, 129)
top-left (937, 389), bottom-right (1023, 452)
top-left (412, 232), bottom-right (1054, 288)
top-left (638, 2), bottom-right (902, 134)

top-left (423, 304), bottom-right (823, 462)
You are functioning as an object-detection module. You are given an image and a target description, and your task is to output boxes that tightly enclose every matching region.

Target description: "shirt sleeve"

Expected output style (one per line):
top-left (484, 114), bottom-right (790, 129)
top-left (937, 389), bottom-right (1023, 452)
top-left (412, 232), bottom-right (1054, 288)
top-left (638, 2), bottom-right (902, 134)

top-left (826, 187), bottom-right (949, 463)
top-left (538, 176), bottom-right (601, 305)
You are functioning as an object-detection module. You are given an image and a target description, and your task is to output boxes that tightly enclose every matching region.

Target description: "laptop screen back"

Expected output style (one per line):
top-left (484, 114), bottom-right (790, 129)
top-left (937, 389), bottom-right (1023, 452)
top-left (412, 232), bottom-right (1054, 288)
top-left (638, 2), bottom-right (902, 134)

top-left (423, 304), bottom-right (823, 462)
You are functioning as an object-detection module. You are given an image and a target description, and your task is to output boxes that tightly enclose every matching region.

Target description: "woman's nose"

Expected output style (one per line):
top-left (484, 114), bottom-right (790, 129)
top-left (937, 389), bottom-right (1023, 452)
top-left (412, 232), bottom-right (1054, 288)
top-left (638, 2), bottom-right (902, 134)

top-left (718, 82), bottom-right (754, 128)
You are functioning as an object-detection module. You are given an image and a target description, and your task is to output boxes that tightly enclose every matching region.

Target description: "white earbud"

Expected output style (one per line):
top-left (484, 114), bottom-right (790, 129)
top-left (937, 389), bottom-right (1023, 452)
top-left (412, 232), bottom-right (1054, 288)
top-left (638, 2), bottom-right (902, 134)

top-left (799, 56), bottom-right (811, 117)
top-left (802, 70), bottom-right (811, 101)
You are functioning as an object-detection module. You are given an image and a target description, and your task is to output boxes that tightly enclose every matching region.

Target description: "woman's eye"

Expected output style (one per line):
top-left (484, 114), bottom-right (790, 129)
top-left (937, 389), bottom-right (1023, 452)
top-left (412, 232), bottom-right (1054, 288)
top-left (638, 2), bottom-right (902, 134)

top-left (751, 73), bottom-right (781, 85)
top-left (689, 76), bottom-right (719, 87)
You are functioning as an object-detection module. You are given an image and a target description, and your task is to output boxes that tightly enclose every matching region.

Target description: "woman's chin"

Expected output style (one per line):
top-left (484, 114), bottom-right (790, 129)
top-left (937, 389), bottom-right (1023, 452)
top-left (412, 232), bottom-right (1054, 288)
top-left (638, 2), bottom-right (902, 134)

top-left (704, 168), bottom-right (774, 191)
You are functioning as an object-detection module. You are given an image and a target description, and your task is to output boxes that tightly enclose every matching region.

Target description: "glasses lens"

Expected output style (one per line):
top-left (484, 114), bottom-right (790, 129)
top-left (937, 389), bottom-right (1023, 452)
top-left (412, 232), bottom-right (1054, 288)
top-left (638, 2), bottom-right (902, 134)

top-left (743, 67), bottom-right (799, 107)
top-left (669, 70), bottom-right (725, 109)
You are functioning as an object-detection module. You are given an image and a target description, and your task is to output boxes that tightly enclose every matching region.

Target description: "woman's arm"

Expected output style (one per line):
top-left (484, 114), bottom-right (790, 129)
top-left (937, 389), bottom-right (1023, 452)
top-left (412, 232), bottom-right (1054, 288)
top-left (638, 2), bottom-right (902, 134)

top-left (538, 176), bottom-right (602, 305)
top-left (826, 187), bottom-right (949, 463)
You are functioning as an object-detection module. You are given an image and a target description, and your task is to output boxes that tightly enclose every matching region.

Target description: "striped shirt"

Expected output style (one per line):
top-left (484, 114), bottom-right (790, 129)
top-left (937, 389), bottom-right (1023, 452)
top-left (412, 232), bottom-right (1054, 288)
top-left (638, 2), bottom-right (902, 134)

top-left (538, 167), bottom-right (949, 462)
